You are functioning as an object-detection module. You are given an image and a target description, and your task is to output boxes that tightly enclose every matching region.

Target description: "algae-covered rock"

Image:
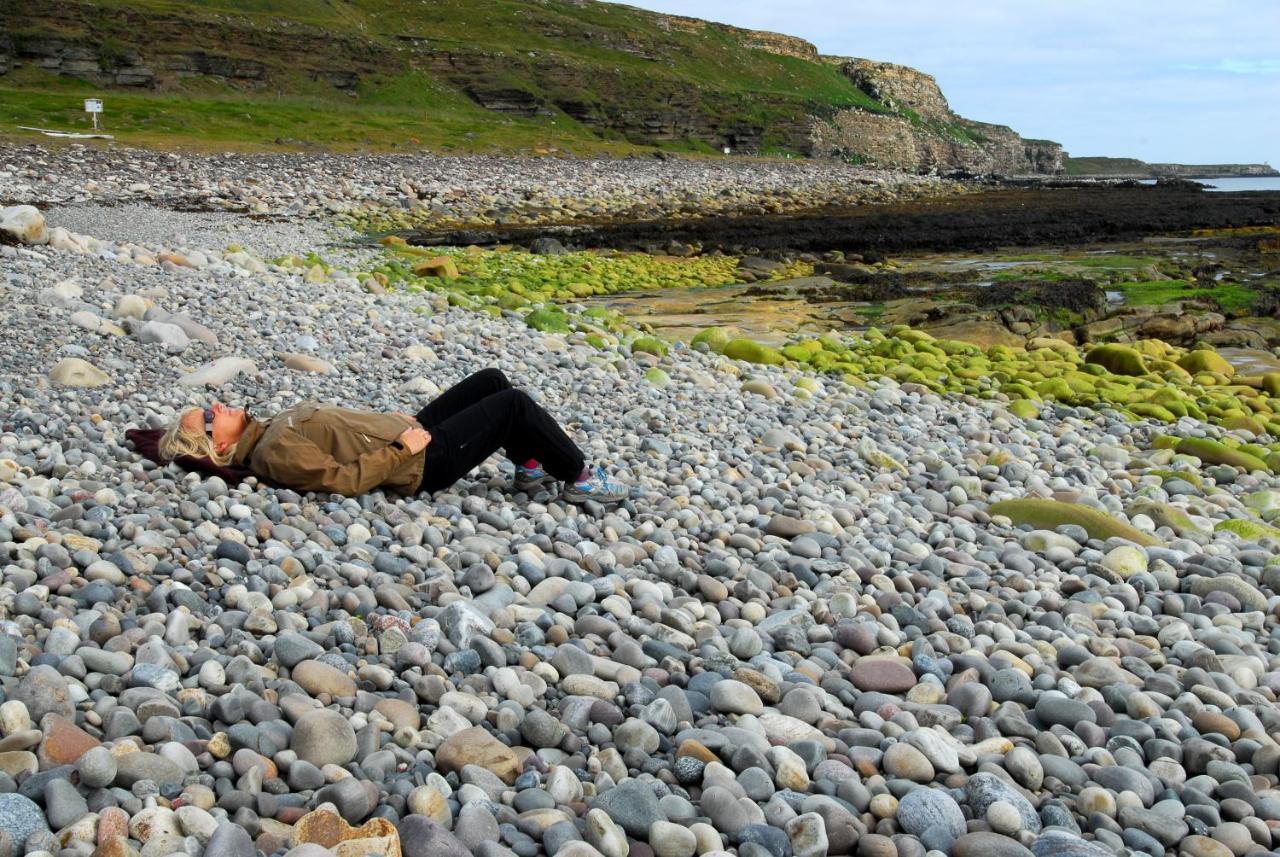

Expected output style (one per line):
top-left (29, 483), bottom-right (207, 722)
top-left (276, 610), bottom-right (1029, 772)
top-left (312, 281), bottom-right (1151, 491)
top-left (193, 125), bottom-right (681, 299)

top-left (1129, 403), bottom-right (1177, 423)
top-left (1215, 518), bottom-right (1280, 544)
top-left (630, 336), bottom-right (669, 357)
top-left (1126, 499), bottom-right (1208, 537)
top-left (988, 498), bottom-right (1160, 546)
top-left (723, 338), bottom-right (785, 366)
top-left (1188, 570), bottom-right (1268, 611)
top-left (858, 438), bottom-right (907, 473)
top-left (1008, 399), bottom-right (1040, 420)
top-left (1085, 344), bottom-right (1149, 376)
top-left (781, 340), bottom-right (822, 363)
top-left (1101, 545), bottom-right (1148, 577)
top-left (1174, 437), bottom-right (1269, 472)
top-left (643, 367), bottom-right (670, 387)
top-left (412, 256), bottom-right (460, 279)
top-left (1178, 349), bottom-right (1235, 378)
top-left (690, 327), bottom-right (732, 354)
top-left (1222, 415), bottom-right (1267, 436)
top-left (524, 306), bottom-right (570, 333)
top-left (741, 378), bottom-right (778, 398)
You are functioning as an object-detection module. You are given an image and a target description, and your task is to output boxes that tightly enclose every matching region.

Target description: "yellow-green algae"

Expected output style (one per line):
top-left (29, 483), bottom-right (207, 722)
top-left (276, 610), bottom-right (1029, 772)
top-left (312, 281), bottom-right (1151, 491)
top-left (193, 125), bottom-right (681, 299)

top-left (318, 244), bottom-right (1280, 478)
top-left (988, 499), bottom-right (1161, 546)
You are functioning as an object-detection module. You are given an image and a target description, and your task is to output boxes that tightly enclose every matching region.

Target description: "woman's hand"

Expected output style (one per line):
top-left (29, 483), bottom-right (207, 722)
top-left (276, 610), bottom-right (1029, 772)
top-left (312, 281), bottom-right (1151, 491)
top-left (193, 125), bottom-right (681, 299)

top-left (398, 427), bottom-right (432, 454)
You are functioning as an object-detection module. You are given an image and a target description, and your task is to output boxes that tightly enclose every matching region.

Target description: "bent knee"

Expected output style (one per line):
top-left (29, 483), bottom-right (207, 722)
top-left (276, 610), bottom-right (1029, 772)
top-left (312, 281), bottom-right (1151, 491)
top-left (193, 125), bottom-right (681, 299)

top-left (474, 367), bottom-right (510, 387)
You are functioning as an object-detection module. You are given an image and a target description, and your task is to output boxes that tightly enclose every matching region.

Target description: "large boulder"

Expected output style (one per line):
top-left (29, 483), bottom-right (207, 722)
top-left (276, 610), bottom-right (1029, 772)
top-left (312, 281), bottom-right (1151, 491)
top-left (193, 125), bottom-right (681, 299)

top-left (0, 205), bottom-right (48, 245)
top-left (1178, 348), bottom-right (1235, 378)
top-left (1084, 343), bottom-right (1148, 376)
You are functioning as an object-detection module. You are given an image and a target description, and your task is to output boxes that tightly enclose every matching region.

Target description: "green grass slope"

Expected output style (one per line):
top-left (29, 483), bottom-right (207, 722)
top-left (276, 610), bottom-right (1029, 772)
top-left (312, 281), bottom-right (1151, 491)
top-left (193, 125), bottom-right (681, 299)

top-left (0, 0), bottom-right (895, 153)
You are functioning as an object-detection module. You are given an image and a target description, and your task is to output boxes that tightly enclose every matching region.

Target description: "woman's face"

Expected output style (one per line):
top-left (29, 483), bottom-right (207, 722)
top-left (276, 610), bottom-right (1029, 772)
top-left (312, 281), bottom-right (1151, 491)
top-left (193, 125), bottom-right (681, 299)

top-left (181, 402), bottom-right (247, 453)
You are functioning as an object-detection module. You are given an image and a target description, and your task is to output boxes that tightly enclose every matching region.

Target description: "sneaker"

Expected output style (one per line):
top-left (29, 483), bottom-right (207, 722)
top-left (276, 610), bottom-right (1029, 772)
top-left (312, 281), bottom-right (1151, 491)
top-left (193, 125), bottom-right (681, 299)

top-left (514, 463), bottom-right (557, 492)
top-left (562, 465), bottom-right (628, 504)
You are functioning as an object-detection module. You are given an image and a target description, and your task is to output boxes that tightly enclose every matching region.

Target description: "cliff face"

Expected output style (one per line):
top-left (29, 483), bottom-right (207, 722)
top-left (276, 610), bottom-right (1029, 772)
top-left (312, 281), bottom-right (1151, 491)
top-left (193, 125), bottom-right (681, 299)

top-left (808, 60), bottom-right (1063, 175)
top-left (0, 0), bottom-right (1061, 173)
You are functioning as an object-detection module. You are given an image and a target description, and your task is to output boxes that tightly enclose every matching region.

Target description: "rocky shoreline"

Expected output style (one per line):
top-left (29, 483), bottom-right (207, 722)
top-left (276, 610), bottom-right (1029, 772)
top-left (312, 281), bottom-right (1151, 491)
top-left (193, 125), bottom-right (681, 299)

top-left (4, 144), bottom-right (1280, 857)
top-left (0, 144), bottom-right (957, 232)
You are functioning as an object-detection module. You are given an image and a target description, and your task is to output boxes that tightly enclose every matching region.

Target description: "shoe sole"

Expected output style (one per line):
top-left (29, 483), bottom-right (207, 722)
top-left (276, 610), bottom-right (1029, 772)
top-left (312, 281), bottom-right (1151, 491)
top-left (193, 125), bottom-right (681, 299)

top-left (514, 475), bottom-right (558, 492)
top-left (561, 488), bottom-right (627, 505)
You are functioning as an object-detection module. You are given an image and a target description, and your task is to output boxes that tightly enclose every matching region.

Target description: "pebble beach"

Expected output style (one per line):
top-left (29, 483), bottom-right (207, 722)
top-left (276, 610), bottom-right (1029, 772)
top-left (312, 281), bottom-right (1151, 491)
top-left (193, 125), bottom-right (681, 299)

top-left (4, 144), bottom-right (1280, 857)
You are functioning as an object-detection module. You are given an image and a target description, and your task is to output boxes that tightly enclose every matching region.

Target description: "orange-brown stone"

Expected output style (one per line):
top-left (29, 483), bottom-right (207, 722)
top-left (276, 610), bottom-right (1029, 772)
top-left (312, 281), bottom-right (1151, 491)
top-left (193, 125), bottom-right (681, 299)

top-left (40, 713), bottom-right (101, 767)
top-left (293, 809), bottom-right (401, 857)
top-left (434, 726), bottom-right (520, 784)
top-left (675, 739), bottom-right (718, 764)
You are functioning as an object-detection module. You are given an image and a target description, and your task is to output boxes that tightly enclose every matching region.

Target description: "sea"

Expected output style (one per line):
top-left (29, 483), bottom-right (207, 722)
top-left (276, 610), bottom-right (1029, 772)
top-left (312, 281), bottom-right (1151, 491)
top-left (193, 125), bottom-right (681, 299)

top-left (1139, 176), bottom-right (1280, 192)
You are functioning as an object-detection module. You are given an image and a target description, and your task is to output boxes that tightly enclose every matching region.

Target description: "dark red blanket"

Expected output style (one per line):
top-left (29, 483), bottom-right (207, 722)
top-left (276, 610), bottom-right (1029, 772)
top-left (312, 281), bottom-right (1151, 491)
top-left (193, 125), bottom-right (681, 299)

top-left (125, 427), bottom-right (253, 483)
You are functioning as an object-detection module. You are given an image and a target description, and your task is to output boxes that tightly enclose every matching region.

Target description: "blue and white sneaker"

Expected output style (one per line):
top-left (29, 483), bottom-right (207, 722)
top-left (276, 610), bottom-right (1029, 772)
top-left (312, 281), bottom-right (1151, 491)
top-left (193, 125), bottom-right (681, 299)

top-left (562, 465), bottom-right (628, 504)
top-left (514, 463), bottom-right (557, 492)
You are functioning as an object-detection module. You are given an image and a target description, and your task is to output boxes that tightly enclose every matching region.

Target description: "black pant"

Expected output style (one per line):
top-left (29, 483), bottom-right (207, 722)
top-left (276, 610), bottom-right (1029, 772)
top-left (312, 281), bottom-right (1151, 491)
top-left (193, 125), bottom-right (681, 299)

top-left (415, 368), bottom-right (586, 493)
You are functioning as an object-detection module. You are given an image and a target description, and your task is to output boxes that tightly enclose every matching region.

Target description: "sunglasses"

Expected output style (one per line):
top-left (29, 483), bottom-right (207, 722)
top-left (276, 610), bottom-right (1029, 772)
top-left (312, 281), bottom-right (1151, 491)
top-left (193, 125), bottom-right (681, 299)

top-left (202, 407), bottom-right (216, 436)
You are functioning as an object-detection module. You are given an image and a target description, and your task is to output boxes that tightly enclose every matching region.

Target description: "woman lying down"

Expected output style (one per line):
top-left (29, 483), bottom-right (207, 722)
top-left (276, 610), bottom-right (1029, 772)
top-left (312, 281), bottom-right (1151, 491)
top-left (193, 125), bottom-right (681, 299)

top-left (159, 368), bottom-right (628, 503)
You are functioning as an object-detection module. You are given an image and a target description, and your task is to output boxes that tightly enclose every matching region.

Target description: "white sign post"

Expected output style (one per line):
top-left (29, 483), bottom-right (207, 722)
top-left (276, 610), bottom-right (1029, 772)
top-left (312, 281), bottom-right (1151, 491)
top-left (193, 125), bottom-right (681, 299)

top-left (84, 99), bottom-right (103, 131)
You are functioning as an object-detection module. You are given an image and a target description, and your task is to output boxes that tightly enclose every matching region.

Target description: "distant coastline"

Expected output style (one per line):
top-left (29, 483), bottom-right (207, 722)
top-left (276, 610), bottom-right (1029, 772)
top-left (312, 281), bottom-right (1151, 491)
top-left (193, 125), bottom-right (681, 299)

top-left (1064, 155), bottom-right (1279, 179)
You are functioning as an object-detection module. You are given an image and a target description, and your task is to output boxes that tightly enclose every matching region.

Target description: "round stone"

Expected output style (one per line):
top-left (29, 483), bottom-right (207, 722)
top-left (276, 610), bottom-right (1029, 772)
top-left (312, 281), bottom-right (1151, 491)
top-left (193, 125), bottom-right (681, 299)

top-left (291, 709), bottom-right (357, 767)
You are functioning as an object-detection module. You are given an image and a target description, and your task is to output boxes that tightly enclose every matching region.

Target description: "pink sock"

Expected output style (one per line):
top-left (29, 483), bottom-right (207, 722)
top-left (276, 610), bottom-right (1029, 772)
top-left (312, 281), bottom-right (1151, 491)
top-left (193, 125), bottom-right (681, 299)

top-left (576, 467), bottom-right (590, 483)
top-left (522, 459), bottom-right (539, 469)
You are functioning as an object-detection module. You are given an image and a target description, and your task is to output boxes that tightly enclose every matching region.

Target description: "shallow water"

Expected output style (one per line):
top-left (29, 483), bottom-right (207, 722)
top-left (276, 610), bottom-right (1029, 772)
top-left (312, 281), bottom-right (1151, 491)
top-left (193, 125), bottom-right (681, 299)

top-left (1139, 176), bottom-right (1280, 192)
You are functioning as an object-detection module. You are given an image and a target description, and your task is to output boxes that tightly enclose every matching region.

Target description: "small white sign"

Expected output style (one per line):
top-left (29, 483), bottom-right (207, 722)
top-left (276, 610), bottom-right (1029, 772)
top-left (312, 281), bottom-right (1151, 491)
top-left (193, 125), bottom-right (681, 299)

top-left (723, 146), bottom-right (731, 155)
top-left (84, 99), bottom-right (103, 113)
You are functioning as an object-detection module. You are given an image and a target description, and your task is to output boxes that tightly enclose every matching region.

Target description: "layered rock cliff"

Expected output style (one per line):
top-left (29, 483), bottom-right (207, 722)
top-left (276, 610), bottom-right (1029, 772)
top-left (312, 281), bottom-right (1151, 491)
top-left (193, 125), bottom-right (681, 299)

top-left (808, 60), bottom-right (1064, 175)
top-left (0, 0), bottom-right (1061, 174)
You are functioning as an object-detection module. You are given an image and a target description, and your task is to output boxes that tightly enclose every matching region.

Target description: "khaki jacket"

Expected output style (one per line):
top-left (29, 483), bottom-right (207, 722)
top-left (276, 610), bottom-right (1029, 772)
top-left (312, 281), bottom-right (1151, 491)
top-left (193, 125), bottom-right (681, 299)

top-left (232, 402), bottom-right (425, 496)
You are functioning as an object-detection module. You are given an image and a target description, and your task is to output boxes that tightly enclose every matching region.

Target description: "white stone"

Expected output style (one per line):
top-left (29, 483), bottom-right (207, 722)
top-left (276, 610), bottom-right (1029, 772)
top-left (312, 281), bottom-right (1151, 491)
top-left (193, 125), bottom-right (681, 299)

top-left (283, 353), bottom-right (335, 374)
top-left (50, 357), bottom-right (110, 387)
top-left (0, 205), bottom-right (48, 245)
top-left (139, 320), bottom-right (192, 351)
top-left (111, 294), bottom-right (150, 319)
top-left (179, 357), bottom-right (257, 387)
top-left (69, 311), bottom-right (125, 337)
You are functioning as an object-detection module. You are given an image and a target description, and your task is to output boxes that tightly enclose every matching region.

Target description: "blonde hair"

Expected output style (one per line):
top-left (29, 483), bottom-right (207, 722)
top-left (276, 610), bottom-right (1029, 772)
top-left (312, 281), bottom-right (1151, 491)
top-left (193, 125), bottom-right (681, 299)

top-left (159, 408), bottom-right (236, 466)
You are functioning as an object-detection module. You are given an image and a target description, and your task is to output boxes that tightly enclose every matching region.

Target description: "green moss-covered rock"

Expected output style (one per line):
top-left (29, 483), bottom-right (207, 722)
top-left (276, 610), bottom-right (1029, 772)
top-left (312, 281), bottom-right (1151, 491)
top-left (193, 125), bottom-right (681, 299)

top-left (1127, 499), bottom-right (1208, 537)
top-left (723, 338), bottom-right (785, 366)
top-left (988, 498), bottom-right (1160, 546)
top-left (1008, 399), bottom-right (1041, 420)
top-left (631, 336), bottom-right (669, 357)
top-left (524, 306), bottom-right (570, 333)
top-left (1188, 567), bottom-right (1268, 610)
top-left (781, 343), bottom-right (818, 363)
top-left (1178, 349), bottom-right (1235, 378)
top-left (795, 376), bottom-right (822, 394)
top-left (1215, 518), bottom-right (1280, 542)
top-left (1085, 344), bottom-right (1149, 376)
top-left (644, 367), bottom-right (671, 387)
top-left (1149, 468), bottom-right (1203, 488)
top-left (1174, 437), bottom-right (1269, 472)
top-left (1129, 403), bottom-right (1178, 423)
top-left (1222, 414), bottom-right (1267, 436)
top-left (691, 327), bottom-right (732, 354)
top-left (1035, 378), bottom-right (1074, 401)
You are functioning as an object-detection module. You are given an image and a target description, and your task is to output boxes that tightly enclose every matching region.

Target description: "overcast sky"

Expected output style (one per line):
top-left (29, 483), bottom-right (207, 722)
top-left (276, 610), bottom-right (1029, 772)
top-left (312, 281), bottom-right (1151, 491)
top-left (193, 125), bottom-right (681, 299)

top-left (613, 0), bottom-right (1279, 165)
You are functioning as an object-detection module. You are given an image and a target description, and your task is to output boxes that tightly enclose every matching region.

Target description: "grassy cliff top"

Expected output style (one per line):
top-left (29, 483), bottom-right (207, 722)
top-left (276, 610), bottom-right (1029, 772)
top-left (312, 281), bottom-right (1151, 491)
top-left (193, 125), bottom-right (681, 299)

top-left (1, 0), bottom-right (891, 153)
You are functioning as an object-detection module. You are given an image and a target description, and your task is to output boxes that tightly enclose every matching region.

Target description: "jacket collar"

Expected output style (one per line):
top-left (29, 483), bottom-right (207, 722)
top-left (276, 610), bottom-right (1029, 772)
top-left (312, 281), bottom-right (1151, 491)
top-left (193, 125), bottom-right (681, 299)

top-left (231, 418), bottom-right (268, 466)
